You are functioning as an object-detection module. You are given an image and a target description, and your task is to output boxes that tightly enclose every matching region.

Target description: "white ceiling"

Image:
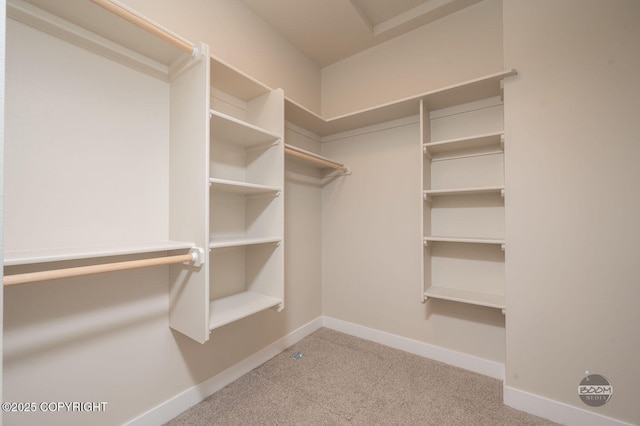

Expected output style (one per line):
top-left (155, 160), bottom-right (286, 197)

top-left (240, 0), bottom-right (483, 67)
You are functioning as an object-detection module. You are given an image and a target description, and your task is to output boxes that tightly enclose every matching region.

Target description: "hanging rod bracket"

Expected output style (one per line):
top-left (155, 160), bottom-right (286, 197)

top-left (189, 247), bottom-right (205, 267)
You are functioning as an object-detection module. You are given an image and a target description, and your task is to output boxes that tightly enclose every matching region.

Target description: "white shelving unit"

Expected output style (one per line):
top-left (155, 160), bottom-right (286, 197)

top-left (5, 0), bottom-right (286, 342)
top-left (422, 86), bottom-right (512, 311)
top-left (424, 236), bottom-right (505, 246)
top-left (285, 71), bottom-right (516, 137)
top-left (210, 110), bottom-right (280, 147)
top-left (209, 64), bottom-right (285, 331)
top-left (6, 0), bottom-right (514, 341)
top-left (424, 131), bottom-right (504, 158)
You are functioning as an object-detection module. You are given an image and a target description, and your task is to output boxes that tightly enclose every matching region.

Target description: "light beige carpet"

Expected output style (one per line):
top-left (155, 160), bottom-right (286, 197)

top-left (165, 328), bottom-right (557, 425)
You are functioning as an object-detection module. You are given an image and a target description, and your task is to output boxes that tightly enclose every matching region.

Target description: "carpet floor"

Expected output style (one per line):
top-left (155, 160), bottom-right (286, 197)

top-left (164, 328), bottom-right (557, 425)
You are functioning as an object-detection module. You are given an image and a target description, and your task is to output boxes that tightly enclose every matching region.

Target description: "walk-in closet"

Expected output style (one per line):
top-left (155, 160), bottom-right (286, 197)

top-left (2, 1), bottom-right (638, 425)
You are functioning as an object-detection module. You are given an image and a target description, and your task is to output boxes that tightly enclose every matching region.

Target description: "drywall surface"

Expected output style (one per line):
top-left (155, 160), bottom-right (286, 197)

top-left (503, 0), bottom-right (640, 424)
top-left (320, 0), bottom-right (503, 118)
top-left (121, 0), bottom-right (321, 113)
top-left (321, 119), bottom-right (507, 364)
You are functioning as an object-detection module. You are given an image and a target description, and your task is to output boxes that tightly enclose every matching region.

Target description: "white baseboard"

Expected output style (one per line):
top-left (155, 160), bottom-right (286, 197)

top-left (322, 316), bottom-right (505, 380)
top-left (504, 386), bottom-right (634, 426)
top-left (125, 316), bottom-right (324, 426)
top-left (128, 316), bottom-right (631, 426)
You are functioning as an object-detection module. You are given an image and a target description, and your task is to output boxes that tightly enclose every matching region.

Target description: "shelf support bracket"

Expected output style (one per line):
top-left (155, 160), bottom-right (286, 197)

top-left (423, 146), bottom-right (431, 159)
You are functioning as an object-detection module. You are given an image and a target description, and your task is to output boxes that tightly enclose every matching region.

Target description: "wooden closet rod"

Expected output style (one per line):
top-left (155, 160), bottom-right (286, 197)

top-left (89, 0), bottom-right (196, 55)
top-left (284, 145), bottom-right (349, 174)
top-left (4, 252), bottom-right (198, 286)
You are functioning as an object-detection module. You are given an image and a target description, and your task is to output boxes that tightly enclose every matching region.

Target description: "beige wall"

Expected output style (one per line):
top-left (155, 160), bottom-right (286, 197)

top-left (121, 0), bottom-right (322, 113)
top-left (320, 0), bottom-right (503, 118)
top-left (503, 0), bottom-right (640, 423)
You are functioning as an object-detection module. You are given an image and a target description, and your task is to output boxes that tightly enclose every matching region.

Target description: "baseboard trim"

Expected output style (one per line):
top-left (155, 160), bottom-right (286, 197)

top-left (125, 316), bottom-right (324, 426)
top-left (124, 316), bottom-right (633, 426)
top-left (322, 316), bottom-right (505, 380)
top-left (504, 386), bottom-right (633, 426)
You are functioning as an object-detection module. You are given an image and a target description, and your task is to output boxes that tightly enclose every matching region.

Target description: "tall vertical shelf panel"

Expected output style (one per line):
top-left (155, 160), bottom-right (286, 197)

top-left (209, 58), bottom-right (285, 330)
top-left (167, 45), bottom-right (211, 343)
top-left (282, 70), bottom-right (515, 310)
top-left (422, 86), bottom-right (512, 310)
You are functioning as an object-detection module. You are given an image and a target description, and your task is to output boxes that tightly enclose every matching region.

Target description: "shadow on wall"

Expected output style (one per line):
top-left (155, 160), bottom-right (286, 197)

top-left (3, 263), bottom-right (170, 366)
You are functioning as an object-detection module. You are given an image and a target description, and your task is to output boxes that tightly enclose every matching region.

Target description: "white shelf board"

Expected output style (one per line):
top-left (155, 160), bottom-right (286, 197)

top-left (285, 70), bottom-right (516, 137)
top-left (209, 178), bottom-right (281, 195)
top-left (209, 291), bottom-right (282, 330)
top-left (424, 132), bottom-right (504, 155)
top-left (210, 55), bottom-right (272, 102)
top-left (424, 186), bottom-right (504, 197)
top-left (209, 236), bottom-right (281, 249)
top-left (424, 286), bottom-right (505, 310)
top-left (210, 109), bottom-right (280, 147)
top-left (3, 241), bottom-right (195, 266)
top-left (424, 236), bottom-right (505, 245)
top-left (10, 0), bottom-right (194, 80)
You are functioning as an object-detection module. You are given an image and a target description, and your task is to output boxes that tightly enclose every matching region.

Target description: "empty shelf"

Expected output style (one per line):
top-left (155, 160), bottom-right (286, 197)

top-left (424, 132), bottom-right (503, 155)
top-left (210, 109), bottom-right (280, 147)
top-left (285, 70), bottom-right (516, 137)
top-left (424, 186), bottom-right (504, 197)
top-left (424, 286), bottom-right (505, 309)
top-left (209, 178), bottom-right (281, 195)
top-left (209, 291), bottom-right (282, 330)
top-left (209, 237), bottom-right (281, 249)
top-left (424, 236), bottom-right (505, 245)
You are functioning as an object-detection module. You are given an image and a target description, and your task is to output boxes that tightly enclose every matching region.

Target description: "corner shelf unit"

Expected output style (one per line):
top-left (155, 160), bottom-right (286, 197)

top-left (421, 79), bottom-right (513, 311)
top-left (285, 71), bottom-right (516, 137)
